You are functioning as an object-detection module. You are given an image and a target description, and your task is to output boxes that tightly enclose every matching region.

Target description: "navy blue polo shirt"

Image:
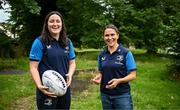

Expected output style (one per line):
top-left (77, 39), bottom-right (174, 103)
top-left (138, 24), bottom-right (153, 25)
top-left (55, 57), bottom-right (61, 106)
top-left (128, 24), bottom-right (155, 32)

top-left (29, 37), bottom-right (76, 78)
top-left (98, 45), bottom-right (136, 95)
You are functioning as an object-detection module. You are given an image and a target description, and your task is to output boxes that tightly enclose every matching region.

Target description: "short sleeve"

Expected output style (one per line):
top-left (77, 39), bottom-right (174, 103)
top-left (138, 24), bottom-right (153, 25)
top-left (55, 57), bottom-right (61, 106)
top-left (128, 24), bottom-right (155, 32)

top-left (126, 51), bottom-right (136, 73)
top-left (69, 40), bottom-right (76, 60)
top-left (98, 54), bottom-right (102, 71)
top-left (29, 38), bottom-right (43, 61)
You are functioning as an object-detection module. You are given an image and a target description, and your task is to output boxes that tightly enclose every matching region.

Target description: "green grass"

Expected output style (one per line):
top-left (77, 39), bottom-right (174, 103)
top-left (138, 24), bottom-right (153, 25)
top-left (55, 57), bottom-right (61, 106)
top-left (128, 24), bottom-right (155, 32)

top-left (0, 49), bottom-right (180, 110)
top-left (0, 58), bottom-right (28, 71)
top-left (76, 51), bottom-right (99, 70)
top-left (71, 84), bottom-right (102, 110)
top-left (0, 73), bottom-right (35, 110)
top-left (132, 54), bottom-right (180, 109)
top-left (71, 53), bottom-right (180, 110)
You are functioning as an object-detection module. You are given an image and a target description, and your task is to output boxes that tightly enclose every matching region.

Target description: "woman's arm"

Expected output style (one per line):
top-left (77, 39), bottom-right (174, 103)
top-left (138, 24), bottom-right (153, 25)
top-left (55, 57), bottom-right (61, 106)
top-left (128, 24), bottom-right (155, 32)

top-left (92, 72), bottom-right (102, 84)
top-left (66, 59), bottom-right (76, 87)
top-left (118, 70), bottom-right (136, 83)
top-left (29, 61), bottom-right (56, 97)
top-left (29, 61), bottom-right (42, 88)
top-left (106, 71), bottom-right (136, 89)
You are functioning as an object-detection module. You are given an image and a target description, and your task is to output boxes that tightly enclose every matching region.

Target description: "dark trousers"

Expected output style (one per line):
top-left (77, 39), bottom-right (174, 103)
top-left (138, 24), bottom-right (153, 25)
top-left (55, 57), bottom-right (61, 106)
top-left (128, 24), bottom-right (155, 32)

top-left (36, 87), bottom-right (71, 110)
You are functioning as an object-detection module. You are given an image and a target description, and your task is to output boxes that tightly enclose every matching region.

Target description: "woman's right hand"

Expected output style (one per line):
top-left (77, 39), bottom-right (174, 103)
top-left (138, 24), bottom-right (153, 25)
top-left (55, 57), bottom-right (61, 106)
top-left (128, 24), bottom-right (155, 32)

top-left (38, 85), bottom-right (57, 98)
top-left (92, 74), bottom-right (102, 84)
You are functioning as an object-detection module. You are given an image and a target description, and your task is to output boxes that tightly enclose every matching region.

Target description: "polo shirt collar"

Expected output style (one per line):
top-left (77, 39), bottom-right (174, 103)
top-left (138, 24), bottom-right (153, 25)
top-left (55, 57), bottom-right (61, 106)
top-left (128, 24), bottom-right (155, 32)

top-left (104, 44), bottom-right (122, 54)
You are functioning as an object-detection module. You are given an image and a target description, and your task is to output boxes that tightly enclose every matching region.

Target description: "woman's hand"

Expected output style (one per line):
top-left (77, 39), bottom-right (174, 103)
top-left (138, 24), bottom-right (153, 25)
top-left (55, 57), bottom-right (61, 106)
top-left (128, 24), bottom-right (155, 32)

top-left (106, 71), bottom-right (136, 89)
top-left (66, 59), bottom-right (76, 87)
top-left (105, 78), bottom-right (120, 89)
top-left (66, 73), bottom-right (72, 87)
top-left (92, 74), bottom-right (102, 84)
top-left (38, 85), bottom-right (57, 98)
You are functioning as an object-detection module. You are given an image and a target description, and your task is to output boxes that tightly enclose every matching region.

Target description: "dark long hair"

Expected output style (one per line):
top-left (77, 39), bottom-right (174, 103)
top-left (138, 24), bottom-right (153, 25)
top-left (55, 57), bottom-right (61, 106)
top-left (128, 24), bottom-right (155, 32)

top-left (41, 11), bottom-right (67, 47)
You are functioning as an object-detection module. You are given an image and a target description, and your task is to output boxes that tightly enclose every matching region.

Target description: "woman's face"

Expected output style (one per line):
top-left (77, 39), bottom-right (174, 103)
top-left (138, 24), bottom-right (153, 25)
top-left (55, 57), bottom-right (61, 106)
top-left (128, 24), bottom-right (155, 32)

top-left (104, 28), bottom-right (119, 47)
top-left (48, 14), bottom-right (62, 39)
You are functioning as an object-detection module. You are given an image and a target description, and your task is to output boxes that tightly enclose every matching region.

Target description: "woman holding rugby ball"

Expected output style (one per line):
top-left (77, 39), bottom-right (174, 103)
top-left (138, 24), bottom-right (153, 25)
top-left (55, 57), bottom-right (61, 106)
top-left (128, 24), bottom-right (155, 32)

top-left (29, 11), bottom-right (76, 110)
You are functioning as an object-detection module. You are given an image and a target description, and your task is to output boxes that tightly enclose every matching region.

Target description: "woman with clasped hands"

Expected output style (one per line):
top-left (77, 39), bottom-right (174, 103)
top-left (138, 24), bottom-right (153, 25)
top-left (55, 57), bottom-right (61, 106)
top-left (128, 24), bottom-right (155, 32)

top-left (92, 24), bottom-right (136, 110)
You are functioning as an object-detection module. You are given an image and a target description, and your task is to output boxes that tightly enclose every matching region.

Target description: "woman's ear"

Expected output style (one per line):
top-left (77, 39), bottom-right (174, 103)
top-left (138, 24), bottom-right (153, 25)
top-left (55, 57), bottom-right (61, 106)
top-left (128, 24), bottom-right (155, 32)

top-left (117, 34), bottom-right (119, 39)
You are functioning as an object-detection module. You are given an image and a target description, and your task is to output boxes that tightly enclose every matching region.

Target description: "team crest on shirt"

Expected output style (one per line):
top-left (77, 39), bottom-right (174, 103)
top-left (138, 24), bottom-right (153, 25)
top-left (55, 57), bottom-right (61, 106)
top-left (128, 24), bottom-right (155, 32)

top-left (117, 55), bottom-right (123, 61)
top-left (64, 46), bottom-right (69, 53)
top-left (115, 55), bottom-right (124, 65)
top-left (44, 98), bottom-right (52, 106)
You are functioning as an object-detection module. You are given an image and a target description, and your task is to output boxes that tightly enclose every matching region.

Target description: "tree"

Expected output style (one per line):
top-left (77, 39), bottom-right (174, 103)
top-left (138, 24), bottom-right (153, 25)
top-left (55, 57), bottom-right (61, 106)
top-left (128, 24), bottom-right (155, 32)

top-left (3, 0), bottom-right (41, 56)
top-left (3, 0), bottom-right (107, 53)
top-left (55, 0), bottom-right (107, 48)
top-left (1, 0), bottom-right (180, 57)
top-left (0, 23), bottom-right (16, 57)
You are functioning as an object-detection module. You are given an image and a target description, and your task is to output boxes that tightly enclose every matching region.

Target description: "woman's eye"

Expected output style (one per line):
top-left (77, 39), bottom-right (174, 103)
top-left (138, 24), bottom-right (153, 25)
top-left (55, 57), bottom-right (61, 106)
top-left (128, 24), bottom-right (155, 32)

top-left (56, 20), bottom-right (60, 23)
top-left (105, 34), bottom-right (109, 37)
top-left (49, 20), bottom-right (54, 23)
top-left (111, 34), bottom-right (115, 36)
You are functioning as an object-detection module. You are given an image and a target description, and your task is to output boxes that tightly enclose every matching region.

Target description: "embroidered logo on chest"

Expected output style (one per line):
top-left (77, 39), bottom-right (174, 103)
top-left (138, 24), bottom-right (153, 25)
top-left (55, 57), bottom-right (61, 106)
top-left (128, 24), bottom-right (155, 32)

top-left (101, 56), bottom-right (106, 61)
top-left (115, 55), bottom-right (124, 65)
top-left (64, 46), bottom-right (69, 53)
top-left (46, 45), bottom-right (51, 49)
top-left (117, 55), bottom-right (123, 61)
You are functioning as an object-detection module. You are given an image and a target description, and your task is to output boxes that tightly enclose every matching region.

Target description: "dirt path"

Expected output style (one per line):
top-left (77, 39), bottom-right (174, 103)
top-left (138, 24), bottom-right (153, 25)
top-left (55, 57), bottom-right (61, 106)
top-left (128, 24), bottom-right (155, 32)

top-left (0, 69), bottom-right (27, 74)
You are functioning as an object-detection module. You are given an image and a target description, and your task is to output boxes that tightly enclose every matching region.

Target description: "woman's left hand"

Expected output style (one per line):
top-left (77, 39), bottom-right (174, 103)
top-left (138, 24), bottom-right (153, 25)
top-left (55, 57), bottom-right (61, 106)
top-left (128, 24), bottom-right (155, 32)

top-left (105, 78), bottom-right (120, 89)
top-left (66, 73), bottom-right (72, 87)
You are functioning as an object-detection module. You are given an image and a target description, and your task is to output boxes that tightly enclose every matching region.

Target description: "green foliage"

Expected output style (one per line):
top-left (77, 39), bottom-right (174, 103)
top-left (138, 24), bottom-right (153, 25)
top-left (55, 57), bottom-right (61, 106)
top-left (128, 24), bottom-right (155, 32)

top-left (56, 0), bottom-right (107, 48)
top-left (133, 8), bottom-right (165, 53)
top-left (0, 28), bottom-right (15, 58)
top-left (5, 0), bottom-right (41, 56)
top-left (1, 0), bottom-right (180, 57)
top-left (102, 0), bottom-right (180, 54)
top-left (161, 12), bottom-right (180, 76)
top-left (101, 0), bottom-right (136, 45)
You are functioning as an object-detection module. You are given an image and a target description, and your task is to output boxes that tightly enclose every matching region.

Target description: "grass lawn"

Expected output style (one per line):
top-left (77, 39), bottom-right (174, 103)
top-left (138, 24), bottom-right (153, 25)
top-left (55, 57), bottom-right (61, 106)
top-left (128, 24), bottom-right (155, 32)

top-left (0, 73), bottom-right (35, 110)
top-left (0, 50), bottom-right (180, 110)
top-left (71, 53), bottom-right (180, 110)
top-left (132, 54), bottom-right (180, 109)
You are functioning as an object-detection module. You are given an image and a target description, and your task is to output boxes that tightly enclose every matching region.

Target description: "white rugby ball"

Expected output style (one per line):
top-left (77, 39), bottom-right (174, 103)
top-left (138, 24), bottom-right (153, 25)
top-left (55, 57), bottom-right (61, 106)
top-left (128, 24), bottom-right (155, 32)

top-left (42, 70), bottom-right (67, 96)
